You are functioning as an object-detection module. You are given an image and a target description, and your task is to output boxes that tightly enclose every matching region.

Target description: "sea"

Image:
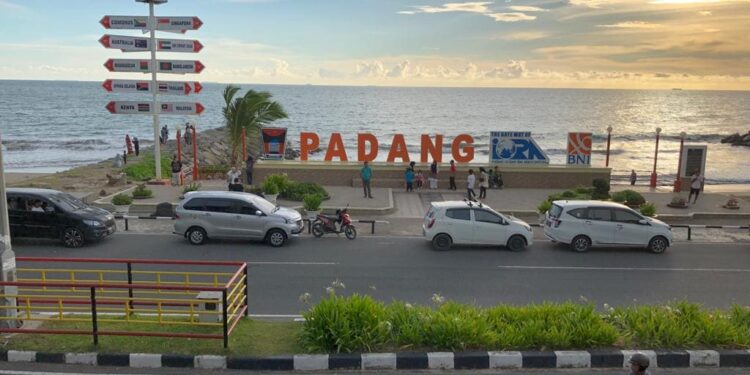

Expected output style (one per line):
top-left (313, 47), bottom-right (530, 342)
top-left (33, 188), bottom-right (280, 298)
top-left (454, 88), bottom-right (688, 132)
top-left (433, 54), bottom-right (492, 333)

top-left (1, 80), bottom-right (749, 185)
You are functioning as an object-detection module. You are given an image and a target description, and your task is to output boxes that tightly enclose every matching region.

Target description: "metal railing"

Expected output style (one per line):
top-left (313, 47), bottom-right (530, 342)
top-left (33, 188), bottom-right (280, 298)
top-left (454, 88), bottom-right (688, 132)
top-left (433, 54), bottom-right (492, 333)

top-left (0, 257), bottom-right (249, 348)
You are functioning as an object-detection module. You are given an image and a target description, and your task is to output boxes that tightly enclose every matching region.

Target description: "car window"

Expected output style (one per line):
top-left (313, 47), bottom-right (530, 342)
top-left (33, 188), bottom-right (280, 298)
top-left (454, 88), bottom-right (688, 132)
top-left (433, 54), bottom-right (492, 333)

top-left (252, 196), bottom-right (276, 214)
top-left (49, 193), bottom-right (87, 211)
top-left (183, 198), bottom-right (206, 211)
top-left (7, 195), bottom-right (25, 211)
top-left (566, 208), bottom-right (586, 219)
top-left (426, 206), bottom-right (436, 219)
top-left (474, 209), bottom-right (503, 224)
top-left (613, 209), bottom-right (642, 223)
top-left (203, 199), bottom-right (235, 213)
top-left (445, 208), bottom-right (470, 221)
top-left (234, 200), bottom-right (258, 215)
top-left (586, 208), bottom-right (612, 221)
top-left (549, 204), bottom-right (563, 218)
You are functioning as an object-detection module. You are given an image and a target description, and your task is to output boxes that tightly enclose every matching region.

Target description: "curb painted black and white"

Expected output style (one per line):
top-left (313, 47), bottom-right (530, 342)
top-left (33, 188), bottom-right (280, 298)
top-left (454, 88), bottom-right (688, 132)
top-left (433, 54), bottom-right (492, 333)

top-left (2, 349), bottom-right (750, 371)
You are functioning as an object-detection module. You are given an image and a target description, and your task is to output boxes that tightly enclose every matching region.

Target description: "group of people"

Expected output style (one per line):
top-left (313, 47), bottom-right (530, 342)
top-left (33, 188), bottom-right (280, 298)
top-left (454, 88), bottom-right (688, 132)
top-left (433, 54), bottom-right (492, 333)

top-left (226, 156), bottom-right (256, 192)
top-left (183, 123), bottom-right (194, 145)
top-left (7, 197), bottom-right (50, 213)
top-left (629, 168), bottom-right (706, 203)
top-left (403, 160), bottom-right (441, 192)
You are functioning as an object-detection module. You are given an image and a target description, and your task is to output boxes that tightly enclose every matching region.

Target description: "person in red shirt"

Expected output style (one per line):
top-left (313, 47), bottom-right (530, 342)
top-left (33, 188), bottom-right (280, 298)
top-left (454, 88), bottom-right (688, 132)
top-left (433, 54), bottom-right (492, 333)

top-left (449, 160), bottom-right (457, 190)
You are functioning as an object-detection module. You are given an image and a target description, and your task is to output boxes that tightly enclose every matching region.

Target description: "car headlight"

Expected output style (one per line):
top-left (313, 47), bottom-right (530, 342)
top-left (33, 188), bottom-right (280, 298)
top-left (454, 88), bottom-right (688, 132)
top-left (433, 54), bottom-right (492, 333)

top-left (83, 220), bottom-right (103, 227)
top-left (526, 225), bottom-right (533, 232)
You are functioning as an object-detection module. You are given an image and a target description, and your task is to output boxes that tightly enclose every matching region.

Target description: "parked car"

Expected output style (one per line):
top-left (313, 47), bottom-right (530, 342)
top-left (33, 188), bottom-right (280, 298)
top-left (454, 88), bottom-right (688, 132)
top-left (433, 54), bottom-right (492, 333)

top-left (174, 191), bottom-right (303, 247)
top-left (5, 188), bottom-right (116, 248)
top-left (422, 200), bottom-right (533, 251)
top-left (543, 200), bottom-right (672, 253)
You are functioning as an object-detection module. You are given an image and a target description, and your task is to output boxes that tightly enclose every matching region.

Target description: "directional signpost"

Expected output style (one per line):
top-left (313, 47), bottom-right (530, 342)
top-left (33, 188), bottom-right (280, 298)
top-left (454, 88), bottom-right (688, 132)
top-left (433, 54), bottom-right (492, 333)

top-left (101, 0), bottom-right (203, 183)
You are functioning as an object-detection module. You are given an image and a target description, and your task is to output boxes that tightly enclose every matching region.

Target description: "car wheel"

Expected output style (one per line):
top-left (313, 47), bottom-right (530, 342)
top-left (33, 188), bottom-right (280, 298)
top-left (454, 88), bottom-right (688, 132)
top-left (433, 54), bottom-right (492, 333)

top-left (266, 229), bottom-right (287, 247)
top-left (187, 227), bottom-right (207, 245)
top-left (506, 235), bottom-right (527, 252)
top-left (571, 235), bottom-right (591, 252)
top-left (62, 227), bottom-right (85, 248)
top-left (648, 236), bottom-right (669, 254)
top-left (432, 233), bottom-right (452, 251)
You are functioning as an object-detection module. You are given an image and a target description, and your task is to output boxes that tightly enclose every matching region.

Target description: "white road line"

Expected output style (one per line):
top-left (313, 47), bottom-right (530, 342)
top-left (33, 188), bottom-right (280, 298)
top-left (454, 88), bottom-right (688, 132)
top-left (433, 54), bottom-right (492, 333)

top-left (247, 261), bottom-right (337, 265)
top-left (0, 371), bottom-right (150, 375)
top-left (249, 314), bottom-right (304, 319)
top-left (497, 265), bottom-right (750, 273)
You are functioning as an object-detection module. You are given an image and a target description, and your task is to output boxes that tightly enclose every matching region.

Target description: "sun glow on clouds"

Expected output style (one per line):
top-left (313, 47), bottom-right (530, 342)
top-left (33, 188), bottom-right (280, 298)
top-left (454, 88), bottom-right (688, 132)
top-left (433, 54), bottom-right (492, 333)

top-left (399, 1), bottom-right (538, 22)
top-left (598, 21), bottom-right (663, 28)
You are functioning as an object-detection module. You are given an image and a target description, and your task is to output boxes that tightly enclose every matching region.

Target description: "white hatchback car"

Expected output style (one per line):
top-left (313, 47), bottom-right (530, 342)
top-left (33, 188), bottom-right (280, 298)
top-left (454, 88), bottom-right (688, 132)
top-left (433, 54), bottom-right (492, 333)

top-left (423, 201), bottom-right (534, 251)
top-left (543, 200), bottom-right (672, 253)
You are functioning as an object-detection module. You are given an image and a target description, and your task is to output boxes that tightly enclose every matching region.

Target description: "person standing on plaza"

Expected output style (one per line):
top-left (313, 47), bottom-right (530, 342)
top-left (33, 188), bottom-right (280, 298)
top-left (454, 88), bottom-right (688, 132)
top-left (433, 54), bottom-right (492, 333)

top-left (227, 166), bottom-right (241, 191)
top-left (360, 161), bottom-right (373, 198)
top-left (429, 160), bottom-right (439, 189)
top-left (125, 134), bottom-right (133, 155)
top-left (133, 136), bottom-right (140, 156)
top-left (415, 170), bottom-right (424, 190)
top-left (466, 169), bottom-right (476, 201)
top-left (493, 166), bottom-right (503, 189)
top-left (245, 155), bottom-right (255, 185)
top-left (405, 167), bottom-right (415, 192)
top-left (630, 170), bottom-right (637, 186)
top-left (479, 167), bottom-right (489, 199)
top-left (688, 169), bottom-right (705, 204)
top-left (229, 177), bottom-right (244, 192)
top-left (170, 155), bottom-right (182, 186)
top-left (449, 160), bottom-right (457, 190)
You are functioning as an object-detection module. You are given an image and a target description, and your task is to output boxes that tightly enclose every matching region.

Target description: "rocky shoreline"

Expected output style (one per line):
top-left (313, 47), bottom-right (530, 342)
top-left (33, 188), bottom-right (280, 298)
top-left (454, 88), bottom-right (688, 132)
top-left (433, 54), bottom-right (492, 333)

top-left (721, 131), bottom-right (750, 147)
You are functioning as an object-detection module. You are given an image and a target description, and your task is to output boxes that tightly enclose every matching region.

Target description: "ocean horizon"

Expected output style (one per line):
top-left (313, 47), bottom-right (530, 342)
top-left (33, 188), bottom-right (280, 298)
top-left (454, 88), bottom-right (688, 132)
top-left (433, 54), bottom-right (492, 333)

top-left (1, 79), bottom-right (749, 185)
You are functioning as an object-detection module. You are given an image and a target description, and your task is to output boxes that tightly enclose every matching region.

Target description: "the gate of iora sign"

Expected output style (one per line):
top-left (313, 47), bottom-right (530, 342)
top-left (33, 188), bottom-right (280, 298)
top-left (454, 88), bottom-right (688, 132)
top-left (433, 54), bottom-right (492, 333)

top-left (300, 133), bottom-right (476, 163)
top-left (0, 257), bottom-right (248, 348)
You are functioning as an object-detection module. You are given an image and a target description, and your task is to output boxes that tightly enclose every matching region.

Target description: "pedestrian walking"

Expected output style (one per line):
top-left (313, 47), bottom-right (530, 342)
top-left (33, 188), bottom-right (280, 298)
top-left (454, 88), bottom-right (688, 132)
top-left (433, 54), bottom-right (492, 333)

top-left (163, 125), bottom-right (169, 145)
top-left (133, 136), bottom-right (140, 156)
top-left (122, 149), bottom-right (127, 165)
top-left (170, 155), bottom-right (182, 186)
top-left (628, 353), bottom-right (651, 375)
top-left (466, 169), bottom-right (476, 201)
top-left (229, 177), bottom-right (244, 192)
top-left (449, 160), bottom-right (457, 190)
top-left (688, 169), bottom-right (705, 204)
top-left (360, 161), bottom-right (373, 198)
top-left (245, 155), bottom-right (255, 185)
top-left (405, 168), bottom-right (415, 192)
top-left (630, 170), bottom-right (637, 185)
top-left (479, 167), bottom-right (489, 199)
top-left (227, 166), bottom-right (241, 191)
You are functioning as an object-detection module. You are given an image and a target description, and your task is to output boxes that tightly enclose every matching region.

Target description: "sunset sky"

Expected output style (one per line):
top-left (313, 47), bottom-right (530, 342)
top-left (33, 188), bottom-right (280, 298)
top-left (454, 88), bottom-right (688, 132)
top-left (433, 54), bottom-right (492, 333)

top-left (0, 0), bottom-right (748, 89)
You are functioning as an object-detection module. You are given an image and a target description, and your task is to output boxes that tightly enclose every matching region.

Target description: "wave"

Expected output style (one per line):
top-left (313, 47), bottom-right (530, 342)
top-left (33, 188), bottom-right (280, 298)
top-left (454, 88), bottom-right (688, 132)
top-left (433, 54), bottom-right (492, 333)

top-left (2, 138), bottom-right (111, 152)
top-left (589, 133), bottom-right (728, 143)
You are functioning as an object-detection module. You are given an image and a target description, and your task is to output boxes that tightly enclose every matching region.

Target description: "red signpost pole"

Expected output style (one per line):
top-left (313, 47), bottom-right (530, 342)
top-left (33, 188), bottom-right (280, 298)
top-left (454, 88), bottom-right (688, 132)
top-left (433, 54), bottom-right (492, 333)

top-left (673, 131), bottom-right (686, 192)
top-left (176, 129), bottom-right (182, 162)
top-left (650, 127), bottom-right (662, 188)
top-left (241, 128), bottom-right (247, 162)
top-left (192, 125), bottom-right (199, 181)
top-left (605, 126), bottom-right (613, 167)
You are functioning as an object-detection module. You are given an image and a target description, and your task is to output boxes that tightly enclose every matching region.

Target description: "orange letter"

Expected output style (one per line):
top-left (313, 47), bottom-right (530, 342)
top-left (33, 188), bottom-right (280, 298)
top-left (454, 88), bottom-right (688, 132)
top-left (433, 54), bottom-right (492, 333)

top-left (387, 134), bottom-right (410, 163)
top-left (300, 132), bottom-right (319, 161)
top-left (324, 133), bottom-right (348, 161)
top-left (451, 134), bottom-right (474, 163)
top-left (420, 134), bottom-right (443, 163)
top-left (357, 133), bottom-right (378, 162)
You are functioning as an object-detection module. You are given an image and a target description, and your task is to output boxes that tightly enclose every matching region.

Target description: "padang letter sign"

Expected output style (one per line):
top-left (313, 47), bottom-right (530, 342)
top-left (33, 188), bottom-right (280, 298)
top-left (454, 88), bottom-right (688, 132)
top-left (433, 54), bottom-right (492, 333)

top-left (490, 131), bottom-right (549, 164)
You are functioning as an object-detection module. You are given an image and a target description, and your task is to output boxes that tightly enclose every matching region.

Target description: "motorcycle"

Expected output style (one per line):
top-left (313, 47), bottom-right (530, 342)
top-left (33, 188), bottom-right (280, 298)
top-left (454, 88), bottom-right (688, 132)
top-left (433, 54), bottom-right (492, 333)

top-left (311, 206), bottom-right (357, 240)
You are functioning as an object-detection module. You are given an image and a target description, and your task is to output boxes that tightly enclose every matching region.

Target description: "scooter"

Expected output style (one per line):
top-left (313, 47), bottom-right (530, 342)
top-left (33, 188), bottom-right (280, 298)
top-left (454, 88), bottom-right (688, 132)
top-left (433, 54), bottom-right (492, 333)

top-left (311, 206), bottom-right (357, 240)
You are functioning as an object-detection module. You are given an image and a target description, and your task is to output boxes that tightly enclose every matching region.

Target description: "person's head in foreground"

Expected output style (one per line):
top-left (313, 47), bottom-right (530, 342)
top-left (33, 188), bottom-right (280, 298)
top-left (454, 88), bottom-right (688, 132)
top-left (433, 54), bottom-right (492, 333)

top-left (629, 353), bottom-right (650, 375)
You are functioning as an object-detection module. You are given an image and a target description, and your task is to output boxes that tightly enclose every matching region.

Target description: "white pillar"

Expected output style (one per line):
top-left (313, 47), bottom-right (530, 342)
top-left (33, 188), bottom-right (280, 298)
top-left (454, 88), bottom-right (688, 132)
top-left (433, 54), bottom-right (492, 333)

top-left (148, 0), bottom-right (162, 182)
top-left (0, 135), bottom-right (19, 328)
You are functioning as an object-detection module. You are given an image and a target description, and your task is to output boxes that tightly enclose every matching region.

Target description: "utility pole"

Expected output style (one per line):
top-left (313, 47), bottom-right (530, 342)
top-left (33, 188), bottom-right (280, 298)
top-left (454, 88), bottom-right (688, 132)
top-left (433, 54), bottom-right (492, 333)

top-left (0, 134), bottom-right (19, 328)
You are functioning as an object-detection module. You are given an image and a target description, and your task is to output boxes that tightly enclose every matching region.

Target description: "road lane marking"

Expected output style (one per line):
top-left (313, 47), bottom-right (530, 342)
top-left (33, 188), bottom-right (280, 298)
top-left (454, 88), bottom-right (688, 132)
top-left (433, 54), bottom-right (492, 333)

top-left (247, 261), bottom-right (337, 265)
top-left (497, 265), bottom-right (750, 273)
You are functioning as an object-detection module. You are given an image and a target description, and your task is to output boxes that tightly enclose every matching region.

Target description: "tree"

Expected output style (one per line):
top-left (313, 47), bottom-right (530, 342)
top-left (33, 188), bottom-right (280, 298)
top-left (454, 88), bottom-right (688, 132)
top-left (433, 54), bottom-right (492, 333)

top-left (222, 85), bottom-right (288, 164)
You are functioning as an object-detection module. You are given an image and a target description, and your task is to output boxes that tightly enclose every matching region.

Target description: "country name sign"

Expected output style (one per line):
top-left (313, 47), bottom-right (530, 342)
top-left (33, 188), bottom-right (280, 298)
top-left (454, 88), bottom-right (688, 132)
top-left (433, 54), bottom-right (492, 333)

top-left (100, 16), bottom-right (203, 32)
top-left (102, 79), bottom-right (202, 95)
top-left (106, 101), bottom-right (205, 115)
top-left (104, 59), bottom-right (205, 74)
top-left (99, 35), bottom-right (203, 53)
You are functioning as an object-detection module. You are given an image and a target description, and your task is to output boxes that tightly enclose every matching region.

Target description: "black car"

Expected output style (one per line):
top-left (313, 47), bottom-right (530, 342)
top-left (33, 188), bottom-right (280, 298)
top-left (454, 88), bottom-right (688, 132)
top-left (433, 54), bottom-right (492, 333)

top-left (6, 188), bottom-right (116, 248)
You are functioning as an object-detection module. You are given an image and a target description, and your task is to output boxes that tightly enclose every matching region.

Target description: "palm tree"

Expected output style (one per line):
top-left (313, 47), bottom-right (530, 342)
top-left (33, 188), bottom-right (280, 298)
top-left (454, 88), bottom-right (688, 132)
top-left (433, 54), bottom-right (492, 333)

top-left (222, 85), bottom-right (288, 164)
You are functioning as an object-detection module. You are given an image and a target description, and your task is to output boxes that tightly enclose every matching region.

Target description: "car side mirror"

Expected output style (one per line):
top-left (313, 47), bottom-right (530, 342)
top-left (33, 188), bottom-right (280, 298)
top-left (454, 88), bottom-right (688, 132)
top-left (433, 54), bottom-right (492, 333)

top-left (638, 219), bottom-right (650, 225)
top-left (255, 210), bottom-right (263, 216)
top-left (499, 220), bottom-right (508, 225)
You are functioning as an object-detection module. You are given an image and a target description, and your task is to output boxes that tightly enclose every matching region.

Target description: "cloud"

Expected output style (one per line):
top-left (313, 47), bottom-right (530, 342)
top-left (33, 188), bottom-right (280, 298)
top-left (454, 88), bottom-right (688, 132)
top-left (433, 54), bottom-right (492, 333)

top-left (0, 0), bottom-right (25, 11)
top-left (399, 1), bottom-right (492, 15)
top-left (567, 0), bottom-right (610, 8)
top-left (388, 61), bottom-right (411, 78)
top-left (704, 28), bottom-right (721, 32)
top-left (498, 31), bottom-right (550, 40)
top-left (698, 10), bottom-right (713, 15)
top-left (507, 5), bottom-right (548, 11)
top-left (598, 21), bottom-right (663, 28)
top-left (354, 61), bottom-right (387, 78)
top-left (487, 12), bottom-right (537, 21)
top-left (483, 60), bottom-right (529, 78)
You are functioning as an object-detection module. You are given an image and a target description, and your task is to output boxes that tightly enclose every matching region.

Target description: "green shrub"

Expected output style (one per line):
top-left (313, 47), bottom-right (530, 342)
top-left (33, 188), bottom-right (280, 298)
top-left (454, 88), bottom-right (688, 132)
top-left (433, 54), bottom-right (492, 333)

top-left (182, 182), bottom-right (201, 194)
top-left (131, 184), bottom-right (153, 198)
top-left (575, 185), bottom-right (593, 195)
top-left (265, 173), bottom-right (292, 194)
top-left (611, 191), bottom-right (627, 203)
top-left (547, 193), bottom-right (563, 202)
top-left (111, 193), bottom-right (132, 206)
top-left (640, 202), bottom-right (656, 217)
top-left (561, 190), bottom-right (577, 198)
top-left (300, 294), bottom-right (390, 353)
top-left (303, 194), bottom-right (323, 212)
top-left (200, 164), bottom-right (231, 174)
top-left (262, 179), bottom-right (279, 195)
top-left (537, 200), bottom-right (552, 214)
top-left (621, 190), bottom-right (645, 206)
top-left (282, 182), bottom-right (328, 201)
top-left (591, 178), bottom-right (610, 200)
top-left (122, 154), bottom-right (171, 181)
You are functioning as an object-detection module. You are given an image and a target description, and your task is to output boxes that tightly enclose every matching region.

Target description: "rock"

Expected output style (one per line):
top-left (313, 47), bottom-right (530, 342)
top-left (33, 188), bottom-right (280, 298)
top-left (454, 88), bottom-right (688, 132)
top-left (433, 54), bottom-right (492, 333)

top-left (722, 131), bottom-right (750, 147)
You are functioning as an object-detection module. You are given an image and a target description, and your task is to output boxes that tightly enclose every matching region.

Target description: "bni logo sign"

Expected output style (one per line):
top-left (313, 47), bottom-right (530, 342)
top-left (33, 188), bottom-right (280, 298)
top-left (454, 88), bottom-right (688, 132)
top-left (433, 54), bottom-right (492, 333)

top-left (567, 132), bottom-right (592, 165)
top-left (490, 131), bottom-right (549, 164)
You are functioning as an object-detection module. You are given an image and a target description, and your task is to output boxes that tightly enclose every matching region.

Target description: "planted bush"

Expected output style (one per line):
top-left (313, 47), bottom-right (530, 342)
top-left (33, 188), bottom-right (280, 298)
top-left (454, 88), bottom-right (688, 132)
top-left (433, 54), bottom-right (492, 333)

top-left (283, 182), bottom-right (328, 201)
top-left (621, 190), bottom-right (645, 206)
top-left (561, 190), bottom-right (577, 198)
top-left (537, 200), bottom-right (552, 214)
top-left (265, 174), bottom-right (292, 194)
top-left (611, 191), bottom-right (627, 203)
top-left (111, 193), bottom-right (132, 206)
top-left (131, 184), bottom-right (153, 198)
top-left (122, 154), bottom-right (171, 181)
top-left (262, 179), bottom-right (279, 195)
top-left (640, 202), bottom-right (657, 217)
top-left (591, 178), bottom-right (610, 200)
top-left (575, 185), bottom-right (594, 195)
top-left (303, 194), bottom-right (322, 212)
top-left (182, 182), bottom-right (201, 194)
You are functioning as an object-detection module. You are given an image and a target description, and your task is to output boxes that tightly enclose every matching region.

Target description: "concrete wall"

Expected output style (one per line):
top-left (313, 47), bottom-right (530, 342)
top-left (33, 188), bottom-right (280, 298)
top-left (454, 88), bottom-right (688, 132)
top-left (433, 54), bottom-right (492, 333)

top-left (253, 161), bottom-right (611, 189)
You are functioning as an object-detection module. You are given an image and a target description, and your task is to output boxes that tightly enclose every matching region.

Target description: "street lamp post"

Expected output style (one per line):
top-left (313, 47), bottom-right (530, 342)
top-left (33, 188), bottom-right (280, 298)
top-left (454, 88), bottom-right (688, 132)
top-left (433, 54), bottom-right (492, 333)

top-left (605, 126), bottom-right (613, 167)
top-left (650, 127), bottom-right (662, 188)
top-left (673, 131), bottom-right (686, 192)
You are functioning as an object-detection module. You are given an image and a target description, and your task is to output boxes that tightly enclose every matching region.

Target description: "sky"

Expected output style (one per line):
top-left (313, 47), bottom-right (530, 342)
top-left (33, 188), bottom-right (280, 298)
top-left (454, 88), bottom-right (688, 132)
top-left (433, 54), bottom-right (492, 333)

top-left (0, 0), bottom-right (748, 90)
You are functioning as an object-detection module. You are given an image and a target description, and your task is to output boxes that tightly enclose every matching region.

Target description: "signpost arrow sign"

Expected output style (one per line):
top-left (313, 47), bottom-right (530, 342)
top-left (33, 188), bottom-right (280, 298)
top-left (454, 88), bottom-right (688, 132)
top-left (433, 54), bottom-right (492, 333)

top-left (102, 79), bottom-right (202, 95)
top-left (104, 59), bottom-right (205, 74)
top-left (100, 15), bottom-right (203, 32)
top-left (106, 101), bottom-right (205, 115)
top-left (100, 34), bottom-right (203, 53)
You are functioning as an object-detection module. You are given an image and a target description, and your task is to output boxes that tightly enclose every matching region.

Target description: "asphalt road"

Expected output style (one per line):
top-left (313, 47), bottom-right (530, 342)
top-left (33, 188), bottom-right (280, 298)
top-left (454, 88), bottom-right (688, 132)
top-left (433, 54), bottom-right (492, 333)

top-left (10, 232), bottom-right (750, 315)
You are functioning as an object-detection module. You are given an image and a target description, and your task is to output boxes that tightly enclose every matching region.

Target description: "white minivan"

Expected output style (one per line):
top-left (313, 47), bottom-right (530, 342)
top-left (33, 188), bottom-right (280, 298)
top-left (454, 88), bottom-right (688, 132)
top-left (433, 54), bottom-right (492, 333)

top-left (543, 200), bottom-right (672, 253)
top-left (423, 201), bottom-right (534, 251)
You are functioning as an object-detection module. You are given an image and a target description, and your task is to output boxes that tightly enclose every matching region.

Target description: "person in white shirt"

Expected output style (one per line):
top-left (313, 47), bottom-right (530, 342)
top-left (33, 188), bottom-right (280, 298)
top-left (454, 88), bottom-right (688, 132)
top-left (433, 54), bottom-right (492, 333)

top-left (466, 169), bottom-right (477, 201)
top-left (30, 200), bottom-right (45, 213)
top-left (227, 166), bottom-right (241, 190)
top-left (688, 169), bottom-right (705, 204)
top-left (478, 167), bottom-right (489, 199)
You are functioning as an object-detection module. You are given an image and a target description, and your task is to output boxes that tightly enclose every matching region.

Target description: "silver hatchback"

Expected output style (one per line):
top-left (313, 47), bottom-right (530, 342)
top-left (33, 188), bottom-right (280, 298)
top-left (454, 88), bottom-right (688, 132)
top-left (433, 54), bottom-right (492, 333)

top-left (174, 191), bottom-right (303, 247)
